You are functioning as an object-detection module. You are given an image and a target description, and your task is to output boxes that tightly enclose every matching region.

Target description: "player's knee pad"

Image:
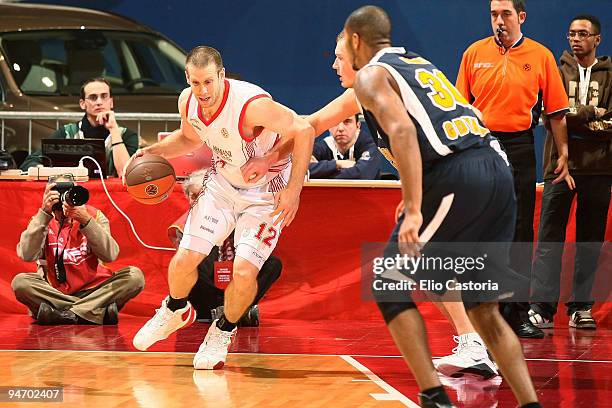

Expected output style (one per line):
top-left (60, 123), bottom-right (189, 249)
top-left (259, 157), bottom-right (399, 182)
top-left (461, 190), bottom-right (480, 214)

top-left (371, 276), bottom-right (416, 324)
top-left (261, 256), bottom-right (282, 283)
top-left (376, 300), bottom-right (417, 324)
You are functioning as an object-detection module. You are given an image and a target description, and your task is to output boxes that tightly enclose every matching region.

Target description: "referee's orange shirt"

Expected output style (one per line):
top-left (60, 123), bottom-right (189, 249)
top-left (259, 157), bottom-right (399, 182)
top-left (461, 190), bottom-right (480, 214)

top-left (456, 36), bottom-right (569, 133)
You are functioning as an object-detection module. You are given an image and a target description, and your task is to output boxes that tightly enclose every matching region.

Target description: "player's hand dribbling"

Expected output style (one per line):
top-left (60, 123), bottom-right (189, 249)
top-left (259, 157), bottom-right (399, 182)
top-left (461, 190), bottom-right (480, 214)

top-left (397, 210), bottom-right (422, 257)
top-left (552, 154), bottom-right (575, 190)
top-left (270, 187), bottom-right (300, 229)
top-left (121, 148), bottom-right (149, 186)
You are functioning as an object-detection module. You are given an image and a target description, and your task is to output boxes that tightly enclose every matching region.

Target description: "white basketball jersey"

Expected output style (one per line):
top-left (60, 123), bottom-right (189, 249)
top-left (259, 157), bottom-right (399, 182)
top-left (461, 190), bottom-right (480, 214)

top-left (184, 79), bottom-right (291, 191)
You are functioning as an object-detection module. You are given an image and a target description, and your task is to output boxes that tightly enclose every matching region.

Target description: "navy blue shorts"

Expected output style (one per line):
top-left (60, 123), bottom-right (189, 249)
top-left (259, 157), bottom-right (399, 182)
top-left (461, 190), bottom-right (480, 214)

top-left (377, 144), bottom-right (527, 307)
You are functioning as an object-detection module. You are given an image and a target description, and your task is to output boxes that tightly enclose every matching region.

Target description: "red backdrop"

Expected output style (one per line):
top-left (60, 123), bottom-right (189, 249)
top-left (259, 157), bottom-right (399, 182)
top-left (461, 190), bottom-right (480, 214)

top-left (0, 180), bottom-right (610, 323)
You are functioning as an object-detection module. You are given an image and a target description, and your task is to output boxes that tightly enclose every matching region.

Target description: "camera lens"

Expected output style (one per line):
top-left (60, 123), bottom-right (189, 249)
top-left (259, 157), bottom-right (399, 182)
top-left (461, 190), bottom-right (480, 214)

top-left (65, 186), bottom-right (89, 206)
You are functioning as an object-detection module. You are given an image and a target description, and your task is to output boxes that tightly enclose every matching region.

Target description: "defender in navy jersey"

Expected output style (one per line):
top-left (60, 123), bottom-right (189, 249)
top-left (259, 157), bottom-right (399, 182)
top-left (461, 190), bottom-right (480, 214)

top-left (344, 6), bottom-right (540, 408)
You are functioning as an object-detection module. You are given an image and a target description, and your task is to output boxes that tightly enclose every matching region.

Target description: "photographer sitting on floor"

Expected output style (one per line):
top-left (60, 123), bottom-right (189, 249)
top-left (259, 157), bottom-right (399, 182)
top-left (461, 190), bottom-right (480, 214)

top-left (12, 175), bottom-right (144, 325)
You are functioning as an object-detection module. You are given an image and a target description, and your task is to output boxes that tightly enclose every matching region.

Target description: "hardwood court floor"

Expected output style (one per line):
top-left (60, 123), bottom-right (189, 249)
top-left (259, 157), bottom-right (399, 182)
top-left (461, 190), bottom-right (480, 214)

top-left (1, 314), bottom-right (611, 407)
top-left (0, 351), bottom-right (410, 408)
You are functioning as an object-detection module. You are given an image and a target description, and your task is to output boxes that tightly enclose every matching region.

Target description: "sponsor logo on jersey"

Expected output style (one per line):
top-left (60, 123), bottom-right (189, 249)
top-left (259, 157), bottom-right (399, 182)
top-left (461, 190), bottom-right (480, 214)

top-left (212, 145), bottom-right (233, 160)
top-left (474, 62), bottom-right (494, 69)
top-left (221, 128), bottom-right (230, 138)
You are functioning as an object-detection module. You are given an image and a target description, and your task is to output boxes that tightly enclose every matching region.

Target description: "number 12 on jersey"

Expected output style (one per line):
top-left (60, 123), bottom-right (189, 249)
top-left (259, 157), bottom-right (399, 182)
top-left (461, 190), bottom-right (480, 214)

top-left (255, 223), bottom-right (277, 247)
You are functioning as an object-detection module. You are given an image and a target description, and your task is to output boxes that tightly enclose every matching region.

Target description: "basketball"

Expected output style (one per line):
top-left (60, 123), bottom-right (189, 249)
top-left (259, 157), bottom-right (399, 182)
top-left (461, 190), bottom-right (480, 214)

top-left (124, 155), bottom-right (176, 205)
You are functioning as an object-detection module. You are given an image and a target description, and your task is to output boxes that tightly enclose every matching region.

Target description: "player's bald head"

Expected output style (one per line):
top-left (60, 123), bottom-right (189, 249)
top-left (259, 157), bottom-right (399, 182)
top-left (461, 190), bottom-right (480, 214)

top-left (344, 5), bottom-right (391, 47)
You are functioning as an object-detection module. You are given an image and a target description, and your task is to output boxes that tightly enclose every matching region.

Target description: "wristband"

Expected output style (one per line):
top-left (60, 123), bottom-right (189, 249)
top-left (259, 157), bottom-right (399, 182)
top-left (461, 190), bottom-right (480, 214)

top-left (111, 141), bottom-right (125, 147)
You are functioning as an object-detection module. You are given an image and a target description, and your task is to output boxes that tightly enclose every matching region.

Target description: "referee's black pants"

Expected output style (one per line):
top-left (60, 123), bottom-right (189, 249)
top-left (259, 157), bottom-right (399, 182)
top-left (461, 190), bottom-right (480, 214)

top-left (494, 130), bottom-right (536, 318)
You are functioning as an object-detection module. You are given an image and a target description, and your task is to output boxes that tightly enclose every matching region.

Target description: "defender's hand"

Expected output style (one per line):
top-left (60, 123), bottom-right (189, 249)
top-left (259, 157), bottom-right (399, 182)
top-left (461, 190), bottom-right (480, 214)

top-left (398, 210), bottom-right (423, 257)
top-left (41, 183), bottom-right (60, 214)
top-left (270, 187), bottom-right (301, 229)
top-left (241, 156), bottom-right (272, 183)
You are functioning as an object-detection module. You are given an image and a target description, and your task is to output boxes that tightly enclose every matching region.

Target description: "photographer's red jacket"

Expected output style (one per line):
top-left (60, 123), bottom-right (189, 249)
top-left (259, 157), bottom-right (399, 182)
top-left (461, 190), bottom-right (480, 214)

top-left (17, 206), bottom-right (118, 295)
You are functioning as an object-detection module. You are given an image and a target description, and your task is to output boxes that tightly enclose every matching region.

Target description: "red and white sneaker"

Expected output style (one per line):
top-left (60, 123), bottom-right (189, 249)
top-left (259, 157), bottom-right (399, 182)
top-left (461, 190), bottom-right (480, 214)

top-left (193, 319), bottom-right (236, 370)
top-left (133, 296), bottom-right (196, 351)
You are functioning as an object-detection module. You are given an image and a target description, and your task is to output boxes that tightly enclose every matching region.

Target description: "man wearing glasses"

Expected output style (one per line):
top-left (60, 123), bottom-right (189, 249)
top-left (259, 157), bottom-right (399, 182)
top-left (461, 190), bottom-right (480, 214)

top-left (20, 78), bottom-right (139, 177)
top-left (530, 15), bottom-right (612, 330)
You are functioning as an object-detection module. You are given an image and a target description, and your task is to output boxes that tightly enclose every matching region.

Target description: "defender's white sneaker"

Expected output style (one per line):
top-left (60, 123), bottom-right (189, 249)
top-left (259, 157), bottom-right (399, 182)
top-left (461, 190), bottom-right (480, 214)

top-left (434, 333), bottom-right (498, 379)
top-left (193, 319), bottom-right (236, 370)
top-left (133, 297), bottom-right (196, 351)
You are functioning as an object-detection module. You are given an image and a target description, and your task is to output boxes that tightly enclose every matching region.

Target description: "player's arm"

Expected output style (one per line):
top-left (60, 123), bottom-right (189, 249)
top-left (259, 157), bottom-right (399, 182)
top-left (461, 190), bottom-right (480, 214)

top-left (354, 66), bottom-right (422, 252)
top-left (241, 89), bottom-right (360, 183)
top-left (276, 89), bottom-right (360, 158)
top-left (243, 98), bottom-right (315, 228)
top-left (122, 90), bottom-right (203, 184)
top-left (308, 89), bottom-right (361, 136)
top-left (136, 89), bottom-right (203, 160)
top-left (145, 89), bottom-right (203, 159)
top-left (121, 90), bottom-right (203, 185)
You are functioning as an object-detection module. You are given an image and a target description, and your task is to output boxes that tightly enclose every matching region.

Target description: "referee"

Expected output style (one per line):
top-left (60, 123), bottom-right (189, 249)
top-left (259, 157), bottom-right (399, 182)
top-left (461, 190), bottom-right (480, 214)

top-left (455, 0), bottom-right (574, 338)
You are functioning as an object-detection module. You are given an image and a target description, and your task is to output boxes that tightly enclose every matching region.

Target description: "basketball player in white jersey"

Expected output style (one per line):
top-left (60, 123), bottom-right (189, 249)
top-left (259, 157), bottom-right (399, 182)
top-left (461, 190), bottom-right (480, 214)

top-left (242, 31), bottom-right (499, 380)
top-left (129, 46), bottom-right (314, 370)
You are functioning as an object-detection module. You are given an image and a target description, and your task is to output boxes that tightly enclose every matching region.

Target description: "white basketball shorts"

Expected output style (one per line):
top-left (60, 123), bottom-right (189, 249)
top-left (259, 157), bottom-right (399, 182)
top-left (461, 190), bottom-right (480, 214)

top-left (179, 172), bottom-right (282, 269)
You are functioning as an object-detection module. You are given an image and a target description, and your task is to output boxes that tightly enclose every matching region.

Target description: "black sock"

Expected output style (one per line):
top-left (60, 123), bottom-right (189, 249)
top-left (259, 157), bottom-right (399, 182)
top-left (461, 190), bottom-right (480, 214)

top-left (418, 386), bottom-right (452, 404)
top-left (167, 296), bottom-right (187, 312)
top-left (521, 403), bottom-right (542, 408)
top-left (216, 314), bottom-right (237, 332)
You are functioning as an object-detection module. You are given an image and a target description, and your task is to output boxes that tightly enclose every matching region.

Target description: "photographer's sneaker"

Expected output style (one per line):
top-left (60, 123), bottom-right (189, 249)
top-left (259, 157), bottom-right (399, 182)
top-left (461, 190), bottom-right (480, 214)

top-left (193, 319), bottom-right (236, 370)
top-left (133, 297), bottom-right (196, 351)
top-left (434, 333), bottom-right (498, 380)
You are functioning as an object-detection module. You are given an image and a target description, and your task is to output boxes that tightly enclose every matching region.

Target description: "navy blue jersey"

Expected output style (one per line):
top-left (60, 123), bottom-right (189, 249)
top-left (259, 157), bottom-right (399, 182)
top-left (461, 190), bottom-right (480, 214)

top-left (361, 47), bottom-right (495, 171)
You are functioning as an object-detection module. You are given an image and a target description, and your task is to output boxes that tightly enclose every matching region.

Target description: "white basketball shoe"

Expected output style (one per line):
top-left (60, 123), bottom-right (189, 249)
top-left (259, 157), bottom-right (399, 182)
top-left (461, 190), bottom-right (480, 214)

top-left (133, 296), bottom-right (197, 351)
top-left (193, 319), bottom-right (236, 370)
top-left (434, 333), bottom-right (498, 379)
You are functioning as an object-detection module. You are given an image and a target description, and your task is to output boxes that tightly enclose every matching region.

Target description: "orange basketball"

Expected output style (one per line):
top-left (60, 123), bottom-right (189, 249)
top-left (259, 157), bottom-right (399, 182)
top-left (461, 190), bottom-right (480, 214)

top-left (124, 155), bottom-right (176, 205)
